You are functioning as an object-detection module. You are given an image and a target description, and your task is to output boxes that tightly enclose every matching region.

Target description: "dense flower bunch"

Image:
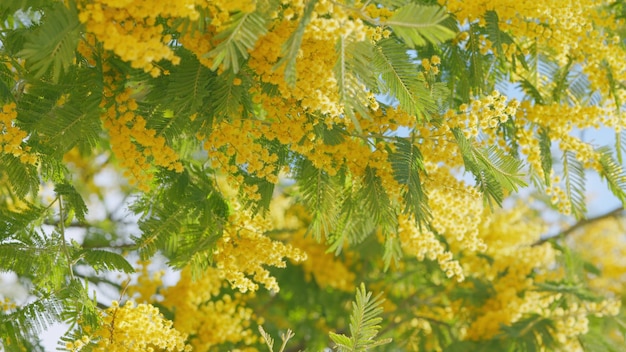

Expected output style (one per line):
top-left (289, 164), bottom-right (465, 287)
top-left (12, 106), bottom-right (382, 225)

top-left (67, 301), bottom-right (191, 352)
top-left (213, 202), bottom-right (307, 293)
top-left (3, 0), bottom-right (626, 350)
top-left (0, 102), bottom-right (36, 165)
top-left (77, 0), bottom-right (199, 76)
top-left (99, 65), bottom-right (183, 191)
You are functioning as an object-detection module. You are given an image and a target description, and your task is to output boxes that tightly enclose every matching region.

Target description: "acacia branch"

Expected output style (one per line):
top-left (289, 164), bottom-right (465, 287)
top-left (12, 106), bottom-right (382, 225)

top-left (532, 206), bottom-right (624, 246)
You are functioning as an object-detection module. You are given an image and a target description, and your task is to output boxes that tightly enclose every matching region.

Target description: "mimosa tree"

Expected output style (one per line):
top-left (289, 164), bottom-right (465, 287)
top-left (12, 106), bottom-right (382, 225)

top-left (2, 0), bottom-right (626, 350)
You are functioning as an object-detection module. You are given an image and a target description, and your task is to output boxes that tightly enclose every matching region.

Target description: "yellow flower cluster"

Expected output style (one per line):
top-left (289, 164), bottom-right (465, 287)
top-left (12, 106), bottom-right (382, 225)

top-left (290, 233), bottom-right (357, 291)
top-left (246, 0), bottom-right (371, 124)
top-left (100, 78), bottom-right (183, 192)
top-left (213, 202), bottom-right (307, 292)
top-left (440, 0), bottom-right (624, 106)
top-left (447, 90), bottom-right (518, 141)
top-left (460, 205), bottom-right (557, 340)
top-left (437, 203), bottom-right (622, 347)
top-left (203, 119), bottom-right (280, 186)
top-left (398, 213), bottom-right (465, 282)
top-left (125, 260), bottom-right (165, 303)
top-left (0, 102), bottom-right (37, 165)
top-left (1, 297), bottom-right (16, 311)
top-left (89, 301), bottom-right (191, 352)
top-left (269, 197), bottom-right (356, 291)
top-left (425, 168), bottom-right (486, 253)
top-left (514, 101), bottom-right (621, 213)
top-left (160, 266), bottom-right (258, 351)
top-left (422, 55), bottom-right (441, 75)
top-left (77, 0), bottom-right (199, 76)
top-left (65, 336), bottom-right (91, 352)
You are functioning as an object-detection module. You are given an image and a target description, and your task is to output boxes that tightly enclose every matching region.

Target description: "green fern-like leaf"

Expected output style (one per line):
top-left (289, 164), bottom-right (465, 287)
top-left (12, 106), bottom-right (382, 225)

top-left (327, 189), bottom-right (377, 255)
top-left (360, 166), bottom-right (398, 232)
top-left (385, 4), bottom-right (455, 48)
top-left (562, 150), bottom-right (587, 218)
top-left (334, 37), bottom-right (375, 131)
top-left (0, 297), bottom-right (63, 351)
top-left (483, 11), bottom-right (514, 58)
top-left (17, 1), bottom-right (80, 82)
top-left (132, 165), bottom-right (229, 268)
top-left (373, 39), bottom-right (435, 120)
top-left (295, 158), bottom-right (342, 241)
top-left (54, 183), bottom-right (87, 222)
top-left (207, 10), bottom-right (267, 73)
top-left (388, 137), bottom-right (430, 224)
top-left (596, 146), bottom-right (626, 204)
top-left (452, 128), bottom-right (526, 207)
top-left (0, 155), bottom-right (39, 198)
top-left (208, 68), bottom-right (254, 120)
top-left (329, 283), bottom-right (392, 351)
top-left (80, 249), bottom-right (134, 274)
top-left (497, 314), bottom-right (557, 352)
top-left (537, 127), bottom-right (552, 185)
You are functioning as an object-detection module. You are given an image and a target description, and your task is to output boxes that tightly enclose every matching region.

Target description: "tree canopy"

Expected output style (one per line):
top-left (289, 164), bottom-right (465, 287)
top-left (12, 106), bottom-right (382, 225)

top-left (2, 0), bottom-right (626, 351)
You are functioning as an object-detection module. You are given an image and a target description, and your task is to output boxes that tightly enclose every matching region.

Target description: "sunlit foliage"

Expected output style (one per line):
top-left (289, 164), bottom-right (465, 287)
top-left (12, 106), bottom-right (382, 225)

top-left (2, 0), bottom-right (626, 351)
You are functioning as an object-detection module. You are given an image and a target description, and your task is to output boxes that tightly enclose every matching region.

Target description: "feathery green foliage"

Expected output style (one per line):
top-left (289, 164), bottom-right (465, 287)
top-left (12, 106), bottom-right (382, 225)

top-left (386, 4), bottom-right (455, 48)
top-left (452, 128), bottom-right (526, 207)
top-left (17, 1), bottom-right (79, 82)
top-left (207, 11), bottom-right (267, 73)
top-left (562, 150), bottom-right (587, 218)
top-left (329, 283), bottom-right (392, 351)
top-left (373, 39), bottom-right (435, 119)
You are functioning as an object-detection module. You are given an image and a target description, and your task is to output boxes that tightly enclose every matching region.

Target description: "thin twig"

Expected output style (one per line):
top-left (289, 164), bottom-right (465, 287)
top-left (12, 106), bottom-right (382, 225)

top-left (532, 206), bottom-right (625, 246)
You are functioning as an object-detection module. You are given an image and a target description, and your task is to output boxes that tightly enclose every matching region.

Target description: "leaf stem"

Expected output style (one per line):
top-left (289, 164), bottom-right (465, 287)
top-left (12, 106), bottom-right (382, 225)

top-left (59, 195), bottom-right (75, 279)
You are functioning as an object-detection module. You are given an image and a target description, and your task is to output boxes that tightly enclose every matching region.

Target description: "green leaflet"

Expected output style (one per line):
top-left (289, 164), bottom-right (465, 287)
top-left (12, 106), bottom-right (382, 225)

top-left (0, 298), bottom-right (63, 351)
top-left (0, 155), bottom-right (39, 198)
top-left (538, 126), bottom-right (552, 185)
top-left (483, 11), bottom-right (513, 58)
top-left (133, 166), bottom-right (229, 265)
top-left (373, 38), bottom-right (436, 120)
top-left (208, 68), bottom-right (254, 120)
top-left (54, 183), bottom-right (87, 222)
top-left (17, 1), bottom-right (80, 82)
top-left (207, 10), bottom-right (267, 73)
top-left (334, 37), bottom-right (375, 132)
top-left (596, 146), bottom-right (626, 204)
top-left (295, 158), bottom-right (343, 242)
top-left (80, 249), bottom-right (134, 274)
top-left (497, 314), bottom-right (558, 352)
top-left (452, 128), bottom-right (526, 208)
top-left (329, 283), bottom-right (392, 351)
top-left (386, 4), bottom-right (455, 48)
top-left (562, 150), bottom-right (587, 218)
top-left (389, 137), bottom-right (431, 225)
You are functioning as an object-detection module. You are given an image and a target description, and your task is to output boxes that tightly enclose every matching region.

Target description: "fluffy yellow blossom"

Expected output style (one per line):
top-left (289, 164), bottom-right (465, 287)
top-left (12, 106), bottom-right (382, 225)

top-left (213, 202), bottom-right (307, 292)
top-left (1, 297), bottom-right (16, 311)
top-left (398, 213), bottom-right (465, 282)
top-left (91, 301), bottom-right (191, 352)
top-left (0, 102), bottom-right (37, 165)
top-left (100, 73), bottom-right (183, 191)
top-left (160, 267), bottom-right (259, 351)
top-left (77, 0), bottom-right (198, 75)
top-left (126, 260), bottom-right (165, 303)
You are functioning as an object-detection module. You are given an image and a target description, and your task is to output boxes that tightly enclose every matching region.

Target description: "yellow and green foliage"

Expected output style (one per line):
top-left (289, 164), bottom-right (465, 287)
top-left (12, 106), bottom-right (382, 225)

top-left (2, 0), bottom-right (626, 351)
